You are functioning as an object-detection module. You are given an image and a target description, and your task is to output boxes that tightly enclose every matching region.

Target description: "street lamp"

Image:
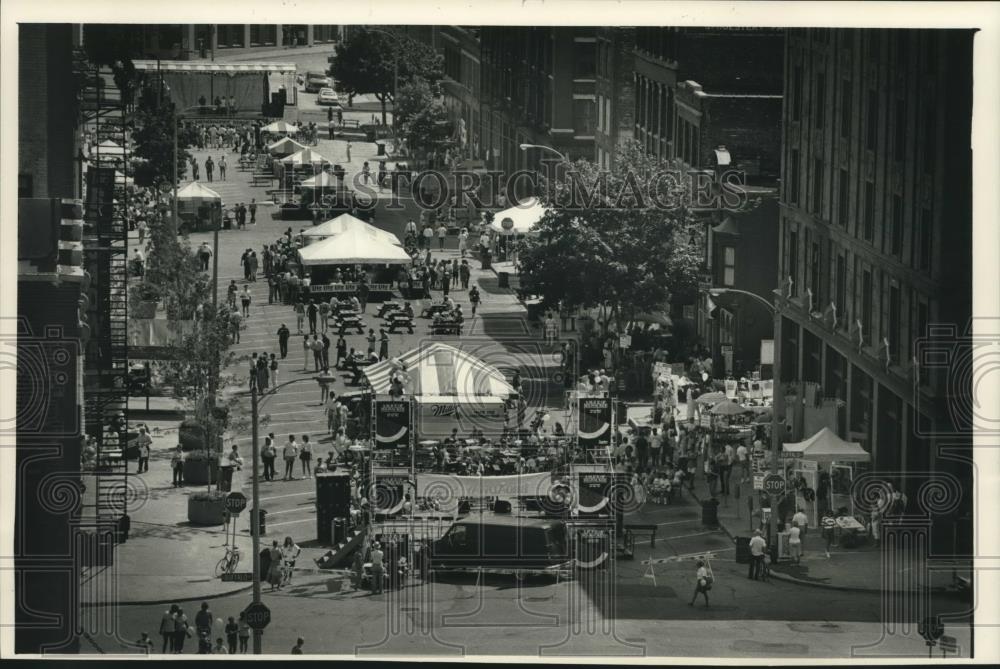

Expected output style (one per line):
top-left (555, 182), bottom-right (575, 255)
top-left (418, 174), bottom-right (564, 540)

top-left (707, 287), bottom-right (784, 550)
top-left (519, 143), bottom-right (569, 163)
top-left (247, 375), bottom-right (323, 654)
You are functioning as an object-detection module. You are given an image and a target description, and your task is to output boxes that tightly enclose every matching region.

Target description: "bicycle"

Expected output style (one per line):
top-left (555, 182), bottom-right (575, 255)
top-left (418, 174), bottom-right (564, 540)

top-left (215, 545), bottom-right (241, 577)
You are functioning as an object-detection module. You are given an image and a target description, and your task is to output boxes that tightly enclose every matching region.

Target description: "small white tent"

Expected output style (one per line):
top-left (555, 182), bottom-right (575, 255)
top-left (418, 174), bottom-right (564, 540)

top-left (488, 197), bottom-right (550, 235)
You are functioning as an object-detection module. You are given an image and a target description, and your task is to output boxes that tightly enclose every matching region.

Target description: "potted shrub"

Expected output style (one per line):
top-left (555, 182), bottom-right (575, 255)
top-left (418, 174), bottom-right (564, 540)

top-left (178, 419), bottom-right (206, 452)
top-left (187, 489), bottom-right (227, 526)
top-left (182, 449), bottom-right (218, 486)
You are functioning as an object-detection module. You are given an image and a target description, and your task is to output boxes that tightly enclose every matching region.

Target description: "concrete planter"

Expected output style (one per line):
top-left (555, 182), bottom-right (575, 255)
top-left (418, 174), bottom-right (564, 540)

top-left (187, 493), bottom-right (227, 526)
top-left (182, 458), bottom-right (218, 486)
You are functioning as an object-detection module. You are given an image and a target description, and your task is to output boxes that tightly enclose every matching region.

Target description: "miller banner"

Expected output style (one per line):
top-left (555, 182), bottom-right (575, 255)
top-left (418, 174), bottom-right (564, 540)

top-left (577, 397), bottom-right (612, 447)
top-left (577, 472), bottom-right (627, 515)
top-left (372, 475), bottom-right (410, 515)
top-left (375, 400), bottom-right (410, 448)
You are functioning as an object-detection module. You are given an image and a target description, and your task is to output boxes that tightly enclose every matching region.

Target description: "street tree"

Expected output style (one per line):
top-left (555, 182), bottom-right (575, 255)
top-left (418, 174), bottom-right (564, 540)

top-left (518, 140), bottom-right (705, 336)
top-left (328, 28), bottom-right (443, 125)
top-left (395, 78), bottom-right (453, 160)
top-left (133, 84), bottom-right (193, 190)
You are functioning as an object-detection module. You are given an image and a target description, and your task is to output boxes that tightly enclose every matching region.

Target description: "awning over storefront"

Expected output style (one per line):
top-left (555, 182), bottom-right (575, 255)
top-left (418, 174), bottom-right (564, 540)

top-left (782, 427), bottom-right (870, 462)
top-left (134, 60), bottom-right (297, 74)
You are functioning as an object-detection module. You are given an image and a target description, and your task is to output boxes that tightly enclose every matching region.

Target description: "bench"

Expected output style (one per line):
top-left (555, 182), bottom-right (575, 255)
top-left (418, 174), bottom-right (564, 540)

top-left (429, 321), bottom-right (463, 336)
top-left (420, 304), bottom-right (451, 319)
top-left (387, 317), bottom-right (415, 334)
top-left (334, 318), bottom-right (365, 335)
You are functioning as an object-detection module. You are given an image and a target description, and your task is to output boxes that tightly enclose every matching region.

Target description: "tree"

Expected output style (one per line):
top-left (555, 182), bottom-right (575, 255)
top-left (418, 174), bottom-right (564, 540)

top-left (133, 84), bottom-right (191, 190)
top-left (328, 28), bottom-right (443, 125)
top-left (518, 140), bottom-right (702, 336)
top-left (82, 24), bottom-right (144, 109)
top-left (395, 79), bottom-right (453, 159)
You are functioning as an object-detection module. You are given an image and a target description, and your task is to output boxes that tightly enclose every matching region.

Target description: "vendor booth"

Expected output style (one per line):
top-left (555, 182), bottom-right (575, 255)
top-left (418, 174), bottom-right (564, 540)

top-left (175, 181), bottom-right (223, 232)
top-left (297, 226), bottom-right (411, 295)
top-left (302, 213), bottom-right (400, 246)
top-left (488, 197), bottom-right (550, 263)
top-left (782, 427), bottom-right (870, 530)
top-left (263, 120), bottom-right (300, 136)
top-left (267, 136), bottom-right (307, 158)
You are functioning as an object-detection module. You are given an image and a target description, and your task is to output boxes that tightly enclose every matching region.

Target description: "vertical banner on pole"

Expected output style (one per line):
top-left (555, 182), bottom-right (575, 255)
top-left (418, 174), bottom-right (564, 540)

top-left (374, 399), bottom-right (410, 448)
top-left (577, 397), bottom-right (612, 448)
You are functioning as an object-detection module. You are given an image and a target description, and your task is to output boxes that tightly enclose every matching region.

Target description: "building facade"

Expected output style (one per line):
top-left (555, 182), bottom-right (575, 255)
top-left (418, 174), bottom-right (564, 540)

top-left (776, 29), bottom-right (973, 536)
top-left (595, 28), bottom-right (636, 170)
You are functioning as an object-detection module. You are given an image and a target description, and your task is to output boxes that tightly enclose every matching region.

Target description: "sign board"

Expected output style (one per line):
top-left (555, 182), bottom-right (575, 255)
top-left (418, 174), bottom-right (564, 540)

top-left (374, 400), bottom-right (410, 448)
top-left (500, 217), bottom-right (515, 231)
top-left (225, 492), bottom-right (248, 514)
top-left (721, 344), bottom-right (733, 355)
top-left (939, 635), bottom-right (957, 654)
top-left (798, 459), bottom-right (818, 473)
top-left (372, 475), bottom-right (410, 515)
top-left (753, 473), bottom-right (765, 490)
top-left (417, 400), bottom-right (506, 438)
top-left (762, 475), bottom-right (785, 495)
top-left (574, 527), bottom-right (613, 569)
top-left (760, 339), bottom-right (775, 365)
top-left (577, 398), bottom-right (612, 447)
top-left (243, 602), bottom-right (271, 630)
top-left (221, 572), bottom-right (254, 582)
top-left (751, 449), bottom-right (767, 474)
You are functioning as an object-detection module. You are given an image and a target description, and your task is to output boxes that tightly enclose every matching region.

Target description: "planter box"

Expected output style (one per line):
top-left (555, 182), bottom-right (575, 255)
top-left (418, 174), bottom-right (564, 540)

top-left (187, 494), bottom-right (226, 526)
top-left (183, 459), bottom-right (218, 486)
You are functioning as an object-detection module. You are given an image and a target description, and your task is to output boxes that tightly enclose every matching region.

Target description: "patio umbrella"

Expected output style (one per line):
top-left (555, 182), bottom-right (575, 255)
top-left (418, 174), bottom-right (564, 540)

top-left (695, 391), bottom-right (727, 405)
top-left (710, 401), bottom-right (753, 417)
top-left (262, 120), bottom-right (299, 135)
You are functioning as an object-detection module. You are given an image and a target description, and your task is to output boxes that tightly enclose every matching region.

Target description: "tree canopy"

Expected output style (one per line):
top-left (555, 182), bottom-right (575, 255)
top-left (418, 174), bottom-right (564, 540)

top-left (395, 78), bottom-right (453, 158)
top-left (328, 28), bottom-right (443, 124)
top-left (517, 140), bottom-right (703, 334)
top-left (133, 84), bottom-right (193, 189)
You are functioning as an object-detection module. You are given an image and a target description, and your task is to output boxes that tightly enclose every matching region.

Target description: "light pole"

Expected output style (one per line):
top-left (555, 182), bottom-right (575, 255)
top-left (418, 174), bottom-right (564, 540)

top-left (247, 375), bottom-right (322, 654)
top-left (707, 287), bottom-right (783, 549)
top-left (519, 143), bottom-right (569, 163)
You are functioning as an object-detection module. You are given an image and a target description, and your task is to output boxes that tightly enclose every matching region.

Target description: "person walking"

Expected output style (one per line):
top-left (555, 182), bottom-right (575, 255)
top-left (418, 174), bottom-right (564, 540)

top-left (240, 286), bottom-right (252, 318)
top-left (459, 260), bottom-right (470, 290)
top-left (370, 541), bottom-right (385, 594)
top-left (688, 558), bottom-right (713, 607)
top-left (229, 308), bottom-right (243, 344)
top-left (458, 228), bottom-right (468, 257)
top-left (159, 604), bottom-right (179, 653)
top-left (299, 436), bottom-right (313, 477)
top-left (267, 540), bottom-right (283, 591)
top-left (788, 521), bottom-right (803, 565)
top-left (361, 161), bottom-right (371, 185)
top-left (379, 329), bottom-right (389, 361)
top-left (172, 607), bottom-right (190, 654)
top-left (436, 222), bottom-right (448, 251)
top-left (224, 616), bottom-right (239, 655)
top-left (194, 602), bottom-right (213, 652)
top-left (469, 285), bottom-right (482, 317)
top-left (261, 436), bottom-right (276, 482)
top-left (748, 529), bottom-right (767, 580)
top-left (318, 299), bottom-right (330, 333)
top-left (283, 436), bottom-right (299, 481)
top-left (821, 513), bottom-right (836, 558)
top-left (227, 280), bottom-right (238, 310)
top-left (358, 281), bottom-right (370, 313)
top-left (321, 333), bottom-right (331, 371)
top-left (197, 242), bottom-right (213, 272)
top-left (219, 155), bottom-right (227, 181)
top-left (205, 156), bottom-right (214, 182)
top-left (307, 299), bottom-right (318, 334)
top-left (345, 140), bottom-right (352, 162)
top-left (190, 156), bottom-right (200, 180)
top-left (267, 273), bottom-right (277, 304)
top-left (311, 335), bottom-right (324, 372)
top-left (293, 300), bottom-right (305, 334)
top-left (302, 335), bottom-right (311, 371)
top-left (171, 445), bottom-right (184, 487)
top-left (248, 251), bottom-right (259, 282)
top-left (135, 426), bottom-right (152, 473)
top-left (237, 613), bottom-right (250, 653)
top-left (269, 354), bottom-right (279, 390)
top-left (335, 334), bottom-right (347, 369)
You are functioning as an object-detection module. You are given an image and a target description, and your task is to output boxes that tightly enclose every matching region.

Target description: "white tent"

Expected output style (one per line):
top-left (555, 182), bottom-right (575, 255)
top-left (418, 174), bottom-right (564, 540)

top-left (488, 197), bottom-right (550, 235)
top-left (363, 342), bottom-right (516, 398)
top-left (262, 120), bottom-right (299, 135)
top-left (176, 182), bottom-right (222, 202)
top-left (302, 213), bottom-right (400, 246)
top-left (782, 427), bottom-right (871, 462)
top-left (297, 226), bottom-right (411, 266)
top-left (281, 148), bottom-right (330, 167)
top-left (95, 139), bottom-right (126, 156)
top-left (267, 136), bottom-right (307, 157)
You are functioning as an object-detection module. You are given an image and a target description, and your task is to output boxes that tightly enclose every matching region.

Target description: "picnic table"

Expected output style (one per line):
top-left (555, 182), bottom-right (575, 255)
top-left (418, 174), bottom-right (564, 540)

top-left (420, 303), bottom-right (452, 319)
top-left (429, 319), bottom-right (464, 335)
top-left (376, 301), bottom-right (402, 318)
top-left (335, 316), bottom-right (365, 334)
top-left (386, 314), bottom-right (415, 334)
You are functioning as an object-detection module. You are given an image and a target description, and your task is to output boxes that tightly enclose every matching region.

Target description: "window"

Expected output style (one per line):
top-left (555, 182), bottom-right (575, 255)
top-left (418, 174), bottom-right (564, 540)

top-left (573, 41), bottom-right (596, 79)
top-left (893, 99), bottom-right (906, 162)
top-left (838, 168), bottom-right (849, 227)
top-left (216, 25), bottom-right (245, 48)
top-left (793, 65), bottom-right (803, 122)
top-left (865, 89), bottom-right (878, 151)
top-left (918, 207), bottom-right (932, 271)
top-left (863, 181), bottom-right (875, 242)
top-left (814, 73), bottom-right (826, 129)
top-left (723, 247), bottom-right (736, 286)
top-left (891, 194), bottom-right (904, 256)
top-left (788, 149), bottom-right (800, 204)
top-left (836, 254), bottom-right (847, 327)
top-left (250, 25), bottom-right (276, 46)
top-left (889, 285), bottom-right (901, 360)
top-left (788, 229), bottom-right (799, 297)
top-left (861, 269), bottom-right (873, 341)
top-left (840, 80), bottom-right (853, 139)
top-left (572, 99), bottom-right (595, 136)
top-left (812, 157), bottom-right (824, 215)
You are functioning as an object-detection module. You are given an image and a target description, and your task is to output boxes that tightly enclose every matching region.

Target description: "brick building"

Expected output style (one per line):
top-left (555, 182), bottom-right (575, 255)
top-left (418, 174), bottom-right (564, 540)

top-left (776, 28), bottom-right (973, 534)
top-left (595, 28), bottom-right (636, 170)
top-left (100, 24), bottom-right (343, 60)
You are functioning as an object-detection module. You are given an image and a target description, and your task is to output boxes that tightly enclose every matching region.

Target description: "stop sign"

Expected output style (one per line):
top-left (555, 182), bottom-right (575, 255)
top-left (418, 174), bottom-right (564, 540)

top-left (762, 475), bottom-right (785, 496)
top-left (244, 602), bottom-right (271, 630)
top-left (225, 492), bottom-right (248, 515)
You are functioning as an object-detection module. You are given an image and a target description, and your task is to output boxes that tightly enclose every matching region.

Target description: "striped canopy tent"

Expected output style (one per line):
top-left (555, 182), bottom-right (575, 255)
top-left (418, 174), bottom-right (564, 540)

top-left (302, 213), bottom-right (400, 246)
top-left (363, 342), bottom-right (516, 399)
top-left (267, 136), bottom-right (307, 157)
top-left (263, 120), bottom-right (300, 135)
top-left (297, 226), bottom-right (411, 266)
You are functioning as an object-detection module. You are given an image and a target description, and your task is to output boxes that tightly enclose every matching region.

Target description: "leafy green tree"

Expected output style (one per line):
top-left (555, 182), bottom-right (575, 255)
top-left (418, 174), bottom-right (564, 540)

top-left (395, 79), bottom-right (453, 160)
top-left (328, 28), bottom-right (443, 125)
top-left (133, 84), bottom-right (191, 190)
top-left (518, 140), bottom-right (703, 335)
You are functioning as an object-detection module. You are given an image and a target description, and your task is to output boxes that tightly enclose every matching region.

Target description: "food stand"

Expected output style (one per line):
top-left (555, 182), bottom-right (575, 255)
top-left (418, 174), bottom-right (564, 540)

top-left (267, 136), bottom-right (307, 158)
top-left (302, 213), bottom-right (400, 247)
top-left (175, 181), bottom-right (223, 232)
top-left (297, 226), bottom-right (411, 298)
top-left (782, 427), bottom-right (871, 530)
top-left (487, 197), bottom-right (549, 262)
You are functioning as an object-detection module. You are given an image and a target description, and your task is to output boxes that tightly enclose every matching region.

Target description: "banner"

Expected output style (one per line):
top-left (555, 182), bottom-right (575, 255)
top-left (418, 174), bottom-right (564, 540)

top-left (372, 475), bottom-right (411, 515)
top-left (415, 472), bottom-right (554, 514)
top-left (577, 397), bottom-right (612, 447)
top-left (417, 400), bottom-right (506, 438)
top-left (375, 400), bottom-right (410, 448)
top-left (577, 472), bottom-right (627, 515)
top-left (573, 527), bottom-right (613, 569)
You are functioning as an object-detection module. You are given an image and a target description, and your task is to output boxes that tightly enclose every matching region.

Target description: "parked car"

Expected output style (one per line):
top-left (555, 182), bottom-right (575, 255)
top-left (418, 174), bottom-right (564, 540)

top-left (316, 87), bottom-right (341, 106)
top-left (423, 513), bottom-right (569, 572)
top-left (305, 71), bottom-right (333, 93)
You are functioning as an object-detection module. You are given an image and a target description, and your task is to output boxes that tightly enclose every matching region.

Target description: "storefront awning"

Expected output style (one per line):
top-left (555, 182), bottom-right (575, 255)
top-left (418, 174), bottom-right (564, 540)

top-left (133, 60), bottom-right (297, 74)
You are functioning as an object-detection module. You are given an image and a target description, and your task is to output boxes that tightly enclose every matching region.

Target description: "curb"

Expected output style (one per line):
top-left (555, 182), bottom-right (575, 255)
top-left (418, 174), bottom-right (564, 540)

top-left (82, 584), bottom-right (254, 608)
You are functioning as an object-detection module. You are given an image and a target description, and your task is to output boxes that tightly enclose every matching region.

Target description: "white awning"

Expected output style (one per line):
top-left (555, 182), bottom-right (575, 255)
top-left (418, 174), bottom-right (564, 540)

top-left (783, 427), bottom-right (871, 462)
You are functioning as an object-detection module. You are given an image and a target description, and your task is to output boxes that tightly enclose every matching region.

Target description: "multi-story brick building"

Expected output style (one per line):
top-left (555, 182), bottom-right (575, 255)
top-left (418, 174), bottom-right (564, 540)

top-left (103, 24), bottom-right (343, 60)
top-left (776, 28), bottom-right (973, 530)
top-left (595, 28), bottom-right (636, 170)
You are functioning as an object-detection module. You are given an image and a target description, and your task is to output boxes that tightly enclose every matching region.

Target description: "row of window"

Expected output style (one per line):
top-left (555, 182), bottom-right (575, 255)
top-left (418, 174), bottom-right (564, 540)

top-left (784, 221), bottom-right (930, 365)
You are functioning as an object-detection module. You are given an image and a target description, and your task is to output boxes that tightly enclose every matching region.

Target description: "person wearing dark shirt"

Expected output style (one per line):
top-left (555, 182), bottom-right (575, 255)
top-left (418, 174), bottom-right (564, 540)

top-left (277, 324), bottom-right (291, 359)
top-left (307, 300), bottom-right (319, 334)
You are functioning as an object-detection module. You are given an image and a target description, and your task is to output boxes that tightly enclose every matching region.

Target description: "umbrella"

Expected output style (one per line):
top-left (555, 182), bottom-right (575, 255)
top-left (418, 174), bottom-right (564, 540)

top-left (695, 391), bottom-right (727, 405)
top-left (710, 401), bottom-right (753, 417)
top-left (262, 120), bottom-right (299, 135)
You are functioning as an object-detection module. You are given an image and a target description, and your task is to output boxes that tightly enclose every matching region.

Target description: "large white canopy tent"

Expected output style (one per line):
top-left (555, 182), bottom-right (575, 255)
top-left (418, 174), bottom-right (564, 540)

top-left (297, 226), bottom-right (411, 266)
top-left (363, 342), bottom-right (516, 399)
top-left (176, 181), bottom-right (223, 203)
top-left (262, 120), bottom-right (300, 135)
top-left (280, 147), bottom-right (329, 167)
top-left (302, 213), bottom-right (400, 246)
top-left (488, 197), bottom-right (550, 235)
top-left (782, 427), bottom-right (870, 462)
top-left (267, 136), bottom-right (307, 157)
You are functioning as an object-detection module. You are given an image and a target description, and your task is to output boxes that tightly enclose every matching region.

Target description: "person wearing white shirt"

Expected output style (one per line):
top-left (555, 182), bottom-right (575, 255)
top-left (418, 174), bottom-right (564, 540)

top-left (282, 436), bottom-right (299, 481)
top-left (736, 443), bottom-right (749, 475)
top-left (689, 559), bottom-right (712, 607)
top-left (788, 522), bottom-right (803, 565)
top-left (792, 508), bottom-right (809, 541)
top-left (748, 530), bottom-right (767, 580)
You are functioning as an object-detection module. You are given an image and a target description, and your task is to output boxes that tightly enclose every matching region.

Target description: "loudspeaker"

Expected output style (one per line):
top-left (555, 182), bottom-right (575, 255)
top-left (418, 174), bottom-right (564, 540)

top-left (316, 473), bottom-right (351, 518)
top-left (493, 500), bottom-right (512, 514)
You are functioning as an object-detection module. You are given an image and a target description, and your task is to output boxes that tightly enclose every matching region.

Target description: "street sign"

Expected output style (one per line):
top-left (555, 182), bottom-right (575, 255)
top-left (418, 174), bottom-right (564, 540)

top-left (225, 492), bottom-right (248, 515)
top-left (243, 602), bottom-right (271, 630)
top-left (939, 635), bottom-right (957, 654)
top-left (762, 474), bottom-right (785, 495)
top-left (752, 474), bottom-right (765, 490)
top-left (221, 572), bottom-right (254, 582)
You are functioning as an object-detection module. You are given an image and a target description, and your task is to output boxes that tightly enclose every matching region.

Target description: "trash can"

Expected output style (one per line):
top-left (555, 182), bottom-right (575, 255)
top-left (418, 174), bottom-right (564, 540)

top-left (220, 466), bottom-right (234, 492)
top-left (701, 498), bottom-right (719, 527)
top-left (498, 271), bottom-right (509, 288)
top-left (735, 536), bottom-right (751, 563)
top-left (251, 508), bottom-right (267, 536)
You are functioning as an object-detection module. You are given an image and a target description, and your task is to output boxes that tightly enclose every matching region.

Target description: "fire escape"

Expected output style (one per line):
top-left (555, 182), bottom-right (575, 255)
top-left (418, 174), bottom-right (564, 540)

top-left (76, 52), bottom-right (131, 565)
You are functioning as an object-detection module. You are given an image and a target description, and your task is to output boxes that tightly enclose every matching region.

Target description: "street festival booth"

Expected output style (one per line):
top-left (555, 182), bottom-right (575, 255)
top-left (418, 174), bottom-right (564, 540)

top-left (277, 147), bottom-right (330, 186)
top-left (302, 213), bottom-right (400, 246)
top-left (175, 181), bottom-right (223, 232)
top-left (296, 226), bottom-right (411, 297)
top-left (487, 197), bottom-right (549, 263)
top-left (262, 120), bottom-right (300, 136)
top-left (267, 136), bottom-right (307, 158)
top-left (133, 60), bottom-right (297, 116)
top-left (782, 427), bottom-right (871, 541)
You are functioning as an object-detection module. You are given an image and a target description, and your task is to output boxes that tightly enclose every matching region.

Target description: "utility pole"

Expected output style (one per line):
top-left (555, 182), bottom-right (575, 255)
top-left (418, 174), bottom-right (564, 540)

top-left (250, 384), bottom-right (262, 654)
